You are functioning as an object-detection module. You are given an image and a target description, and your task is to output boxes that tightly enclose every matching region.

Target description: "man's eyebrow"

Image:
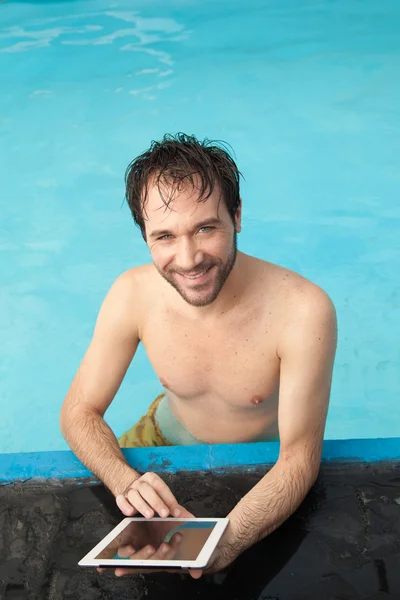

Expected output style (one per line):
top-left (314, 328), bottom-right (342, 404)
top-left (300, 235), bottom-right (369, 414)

top-left (149, 218), bottom-right (222, 239)
top-left (193, 218), bottom-right (222, 230)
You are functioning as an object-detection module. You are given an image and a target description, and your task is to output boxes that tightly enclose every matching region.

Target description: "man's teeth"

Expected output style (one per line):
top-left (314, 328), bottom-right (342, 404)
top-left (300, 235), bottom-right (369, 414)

top-left (183, 269), bottom-right (208, 279)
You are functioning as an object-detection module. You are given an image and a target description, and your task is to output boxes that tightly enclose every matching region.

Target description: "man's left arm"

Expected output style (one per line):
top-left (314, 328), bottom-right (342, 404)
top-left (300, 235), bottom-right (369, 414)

top-left (210, 288), bottom-right (337, 572)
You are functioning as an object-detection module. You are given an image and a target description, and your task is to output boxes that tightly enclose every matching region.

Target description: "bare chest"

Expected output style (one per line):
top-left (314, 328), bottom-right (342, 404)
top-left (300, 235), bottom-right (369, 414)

top-left (141, 310), bottom-right (280, 407)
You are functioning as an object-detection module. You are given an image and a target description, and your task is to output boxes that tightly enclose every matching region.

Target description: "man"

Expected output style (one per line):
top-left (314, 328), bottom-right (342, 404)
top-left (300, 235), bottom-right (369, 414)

top-left (60, 133), bottom-right (337, 579)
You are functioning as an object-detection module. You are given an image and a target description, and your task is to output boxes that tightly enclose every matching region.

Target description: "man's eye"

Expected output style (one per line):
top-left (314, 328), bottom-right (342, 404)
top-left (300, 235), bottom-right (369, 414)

top-left (158, 235), bottom-right (172, 241)
top-left (199, 226), bottom-right (214, 233)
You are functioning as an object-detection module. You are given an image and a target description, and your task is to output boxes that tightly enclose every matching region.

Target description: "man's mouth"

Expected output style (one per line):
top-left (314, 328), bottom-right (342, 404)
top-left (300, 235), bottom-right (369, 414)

top-left (178, 266), bottom-right (212, 281)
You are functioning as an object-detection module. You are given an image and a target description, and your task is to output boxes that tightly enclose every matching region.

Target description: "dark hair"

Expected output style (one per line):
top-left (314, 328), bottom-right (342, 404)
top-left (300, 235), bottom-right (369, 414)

top-left (124, 133), bottom-right (242, 239)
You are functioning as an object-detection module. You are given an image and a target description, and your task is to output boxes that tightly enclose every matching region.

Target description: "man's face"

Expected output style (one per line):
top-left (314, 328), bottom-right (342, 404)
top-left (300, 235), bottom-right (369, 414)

top-left (144, 179), bottom-right (241, 307)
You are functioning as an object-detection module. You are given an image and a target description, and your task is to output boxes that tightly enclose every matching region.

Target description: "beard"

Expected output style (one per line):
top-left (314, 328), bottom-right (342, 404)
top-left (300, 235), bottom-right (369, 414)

top-left (155, 232), bottom-right (238, 307)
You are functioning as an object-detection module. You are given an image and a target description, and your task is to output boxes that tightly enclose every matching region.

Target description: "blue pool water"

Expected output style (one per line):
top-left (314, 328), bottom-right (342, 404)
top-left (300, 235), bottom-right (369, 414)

top-left (0, 0), bottom-right (399, 454)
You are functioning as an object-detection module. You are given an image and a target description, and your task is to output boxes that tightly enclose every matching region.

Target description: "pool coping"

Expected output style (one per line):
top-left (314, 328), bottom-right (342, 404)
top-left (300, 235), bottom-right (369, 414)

top-left (1, 438), bottom-right (400, 482)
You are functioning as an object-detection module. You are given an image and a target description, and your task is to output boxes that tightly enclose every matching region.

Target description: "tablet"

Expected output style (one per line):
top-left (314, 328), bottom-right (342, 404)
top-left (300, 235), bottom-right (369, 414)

top-left (79, 517), bottom-right (229, 570)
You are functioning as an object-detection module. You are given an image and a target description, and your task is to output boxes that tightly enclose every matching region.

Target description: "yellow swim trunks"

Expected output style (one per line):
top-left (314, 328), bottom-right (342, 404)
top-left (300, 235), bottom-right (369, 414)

top-left (119, 394), bottom-right (173, 448)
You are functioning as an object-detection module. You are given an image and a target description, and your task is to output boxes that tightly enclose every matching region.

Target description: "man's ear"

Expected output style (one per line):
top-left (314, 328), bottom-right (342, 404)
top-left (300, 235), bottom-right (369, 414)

top-left (235, 199), bottom-right (242, 233)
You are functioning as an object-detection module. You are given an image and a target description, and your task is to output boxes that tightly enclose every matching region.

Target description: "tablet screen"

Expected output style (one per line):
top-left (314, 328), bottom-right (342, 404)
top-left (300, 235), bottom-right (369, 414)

top-left (95, 520), bottom-right (218, 562)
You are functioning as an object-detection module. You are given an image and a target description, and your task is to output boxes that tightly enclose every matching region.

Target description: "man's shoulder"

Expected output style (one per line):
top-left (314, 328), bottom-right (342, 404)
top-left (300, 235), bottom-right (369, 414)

top-left (255, 258), bottom-right (334, 310)
top-left (249, 257), bottom-right (336, 333)
top-left (263, 261), bottom-right (337, 356)
top-left (102, 264), bottom-right (157, 313)
top-left (282, 267), bottom-right (335, 316)
top-left (98, 264), bottom-right (158, 331)
top-left (111, 263), bottom-right (156, 291)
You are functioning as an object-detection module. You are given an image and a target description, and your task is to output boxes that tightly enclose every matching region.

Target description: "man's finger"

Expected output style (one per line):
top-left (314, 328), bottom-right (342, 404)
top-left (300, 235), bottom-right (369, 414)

top-left (115, 568), bottom-right (143, 576)
top-left (145, 532), bottom-right (182, 561)
top-left (141, 473), bottom-right (182, 517)
top-left (117, 544), bottom-right (136, 558)
top-left (161, 532), bottom-right (182, 560)
top-left (112, 535), bottom-right (183, 576)
top-left (135, 481), bottom-right (170, 517)
top-left (189, 569), bottom-right (203, 579)
top-left (169, 532), bottom-right (183, 548)
top-left (114, 567), bottom-right (183, 576)
top-left (127, 543), bottom-right (156, 560)
top-left (176, 507), bottom-right (195, 519)
top-left (125, 488), bottom-right (155, 518)
top-left (116, 494), bottom-right (136, 516)
top-left (146, 541), bottom-right (174, 560)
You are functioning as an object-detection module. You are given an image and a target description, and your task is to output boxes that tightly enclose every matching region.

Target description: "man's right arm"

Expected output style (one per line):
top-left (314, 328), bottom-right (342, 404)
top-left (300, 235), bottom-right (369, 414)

top-left (60, 272), bottom-right (141, 496)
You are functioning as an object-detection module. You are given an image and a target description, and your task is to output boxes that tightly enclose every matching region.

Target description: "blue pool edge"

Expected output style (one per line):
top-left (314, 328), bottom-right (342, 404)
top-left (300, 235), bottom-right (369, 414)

top-left (1, 438), bottom-right (400, 483)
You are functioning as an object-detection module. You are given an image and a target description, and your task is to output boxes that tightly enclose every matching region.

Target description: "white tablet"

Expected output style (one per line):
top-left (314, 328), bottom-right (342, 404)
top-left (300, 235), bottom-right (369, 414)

top-left (79, 517), bottom-right (229, 570)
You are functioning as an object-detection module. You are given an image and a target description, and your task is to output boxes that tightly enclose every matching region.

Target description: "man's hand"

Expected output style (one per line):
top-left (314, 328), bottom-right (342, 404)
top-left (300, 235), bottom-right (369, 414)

top-left (116, 472), bottom-right (184, 518)
top-left (189, 521), bottom-right (241, 579)
top-left (107, 473), bottom-right (242, 580)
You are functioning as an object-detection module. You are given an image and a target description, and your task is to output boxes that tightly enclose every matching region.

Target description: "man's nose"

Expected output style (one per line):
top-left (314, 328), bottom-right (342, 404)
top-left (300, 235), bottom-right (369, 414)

top-left (175, 236), bottom-right (203, 272)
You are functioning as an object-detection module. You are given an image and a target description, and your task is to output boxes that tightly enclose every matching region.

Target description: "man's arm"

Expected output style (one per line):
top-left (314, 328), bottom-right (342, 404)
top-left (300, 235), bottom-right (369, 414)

top-left (219, 287), bottom-right (337, 565)
top-left (60, 272), bottom-right (142, 496)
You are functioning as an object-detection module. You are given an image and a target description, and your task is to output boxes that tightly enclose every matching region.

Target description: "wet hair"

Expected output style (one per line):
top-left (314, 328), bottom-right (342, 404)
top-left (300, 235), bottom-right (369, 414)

top-left (125, 133), bottom-right (242, 240)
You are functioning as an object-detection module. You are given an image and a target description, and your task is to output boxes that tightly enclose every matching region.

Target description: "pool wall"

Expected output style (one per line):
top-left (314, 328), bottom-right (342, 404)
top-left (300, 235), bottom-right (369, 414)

top-left (2, 438), bottom-right (400, 483)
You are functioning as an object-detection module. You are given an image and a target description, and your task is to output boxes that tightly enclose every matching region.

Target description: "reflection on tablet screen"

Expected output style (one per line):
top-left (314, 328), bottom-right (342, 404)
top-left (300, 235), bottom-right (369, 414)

top-left (96, 521), bottom-right (217, 561)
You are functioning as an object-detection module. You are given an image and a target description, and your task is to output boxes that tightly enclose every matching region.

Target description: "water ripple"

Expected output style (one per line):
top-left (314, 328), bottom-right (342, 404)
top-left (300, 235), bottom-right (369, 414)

top-left (0, 11), bottom-right (188, 63)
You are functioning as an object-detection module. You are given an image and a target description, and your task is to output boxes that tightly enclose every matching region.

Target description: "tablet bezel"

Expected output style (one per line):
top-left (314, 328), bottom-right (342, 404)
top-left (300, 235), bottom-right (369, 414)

top-left (78, 517), bottom-right (229, 569)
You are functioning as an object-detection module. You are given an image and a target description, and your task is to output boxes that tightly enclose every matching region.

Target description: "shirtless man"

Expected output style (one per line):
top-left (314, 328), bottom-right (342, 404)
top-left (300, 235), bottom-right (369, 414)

top-left (60, 133), bottom-right (337, 578)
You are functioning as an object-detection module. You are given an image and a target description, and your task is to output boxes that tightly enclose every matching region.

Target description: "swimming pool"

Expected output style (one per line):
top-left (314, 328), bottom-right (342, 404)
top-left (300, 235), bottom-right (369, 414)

top-left (1, 0), bottom-right (399, 455)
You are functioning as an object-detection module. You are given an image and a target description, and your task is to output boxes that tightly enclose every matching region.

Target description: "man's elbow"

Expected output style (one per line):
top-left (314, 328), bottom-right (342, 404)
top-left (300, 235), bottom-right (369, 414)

top-left (309, 461), bottom-right (321, 487)
top-left (279, 447), bottom-right (321, 491)
top-left (59, 400), bottom-right (75, 441)
top-left (59, 398), bottom-right (96, 440)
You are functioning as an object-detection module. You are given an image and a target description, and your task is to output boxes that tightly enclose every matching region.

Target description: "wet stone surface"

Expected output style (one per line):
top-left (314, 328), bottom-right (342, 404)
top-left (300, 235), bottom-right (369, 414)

top-left (0, 463), bottom-right (400, 599)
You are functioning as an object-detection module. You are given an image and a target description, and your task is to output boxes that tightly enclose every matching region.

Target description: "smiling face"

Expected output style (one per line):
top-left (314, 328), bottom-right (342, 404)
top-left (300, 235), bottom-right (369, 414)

top-left (144, 178), bottom-right (241, 307)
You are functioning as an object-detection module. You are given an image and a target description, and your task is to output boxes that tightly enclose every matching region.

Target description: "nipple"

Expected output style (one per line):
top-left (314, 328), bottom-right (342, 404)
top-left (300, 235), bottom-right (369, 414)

top-left (160, 377), bottom-right (169, 389)
top-left (251, 395), bottom-right (264, 406)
